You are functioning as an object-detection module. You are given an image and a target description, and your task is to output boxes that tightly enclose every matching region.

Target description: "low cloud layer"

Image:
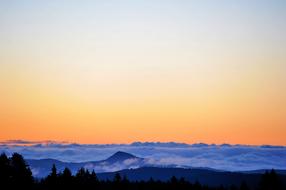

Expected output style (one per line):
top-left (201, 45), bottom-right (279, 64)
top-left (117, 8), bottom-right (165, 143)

top-left (1, 141), bottom-right (286, 172)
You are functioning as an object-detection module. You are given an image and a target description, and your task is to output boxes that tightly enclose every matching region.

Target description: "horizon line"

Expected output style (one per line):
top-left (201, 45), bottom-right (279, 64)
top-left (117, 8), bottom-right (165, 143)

top-left (1, 139), bottom-right (285, 147)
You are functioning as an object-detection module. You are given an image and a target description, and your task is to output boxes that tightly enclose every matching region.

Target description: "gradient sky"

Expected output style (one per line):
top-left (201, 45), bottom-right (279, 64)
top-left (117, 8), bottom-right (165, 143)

top-left (0, 0), bottom-right (286, 145)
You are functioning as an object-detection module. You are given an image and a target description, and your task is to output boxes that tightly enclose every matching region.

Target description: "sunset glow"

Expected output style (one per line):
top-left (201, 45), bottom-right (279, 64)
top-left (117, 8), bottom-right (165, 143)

top-left (1, 0), bottom-right (286, 145)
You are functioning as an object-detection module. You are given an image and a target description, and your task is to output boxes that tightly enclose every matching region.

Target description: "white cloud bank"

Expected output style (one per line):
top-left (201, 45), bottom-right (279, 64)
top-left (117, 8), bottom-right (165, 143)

top-left (1, 141), bottom-right (286, 171)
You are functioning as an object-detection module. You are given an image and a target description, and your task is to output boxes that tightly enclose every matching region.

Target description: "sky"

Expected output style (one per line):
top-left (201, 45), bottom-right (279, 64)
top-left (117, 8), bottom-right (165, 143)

top-left (0, 0), bottom-right (286, 145)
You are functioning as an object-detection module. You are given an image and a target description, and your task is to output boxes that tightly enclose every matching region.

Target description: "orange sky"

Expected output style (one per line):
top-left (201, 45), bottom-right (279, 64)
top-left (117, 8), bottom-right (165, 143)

top-left (0, 1), bottom-right (286, 145)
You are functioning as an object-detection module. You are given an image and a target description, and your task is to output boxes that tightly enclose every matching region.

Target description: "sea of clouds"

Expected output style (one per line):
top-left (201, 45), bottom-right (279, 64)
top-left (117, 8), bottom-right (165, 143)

top-left (1, 140), bottom-right (286, 172)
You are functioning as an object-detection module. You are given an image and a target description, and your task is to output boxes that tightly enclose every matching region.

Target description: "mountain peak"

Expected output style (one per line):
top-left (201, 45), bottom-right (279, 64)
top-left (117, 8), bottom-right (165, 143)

top-left (106, 151), bottom-right (137, 162)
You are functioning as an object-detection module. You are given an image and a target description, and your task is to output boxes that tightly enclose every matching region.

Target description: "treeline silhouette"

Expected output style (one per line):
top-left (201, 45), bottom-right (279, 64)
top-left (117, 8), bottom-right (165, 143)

top-left (0, 153), bottom-right (284, 190)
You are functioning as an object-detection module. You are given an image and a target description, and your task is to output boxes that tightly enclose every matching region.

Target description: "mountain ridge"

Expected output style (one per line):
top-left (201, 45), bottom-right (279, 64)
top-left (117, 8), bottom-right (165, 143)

top-left (96, 167), bottom-right (286, 188)
top-left (27, 151), bottom-right (286, 179)
top-left (2, 140), bottom-right (286, 148)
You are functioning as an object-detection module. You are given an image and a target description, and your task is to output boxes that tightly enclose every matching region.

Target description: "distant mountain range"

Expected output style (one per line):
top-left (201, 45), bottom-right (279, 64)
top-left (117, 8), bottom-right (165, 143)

top-left (2, 140), bottom-right (286, 148)
top-left (27, 151), bottom-right (286, 187)
top-left (3, 141), bottom-right (286, 172)
top-left (27, 151), bottom-right (144, 177)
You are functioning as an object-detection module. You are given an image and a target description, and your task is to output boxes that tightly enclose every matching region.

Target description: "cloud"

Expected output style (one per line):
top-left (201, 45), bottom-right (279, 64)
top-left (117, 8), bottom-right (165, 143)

top-left (31, 167), bottom-right (40, 176)
top-left (83, 159), bottom-right (141, 173)
top-left (1, 141), bottom-right (286, 172)
top-left (0, 140), bottom-right (70, 146)
top-left (123, 158), bottom-right (141, 165)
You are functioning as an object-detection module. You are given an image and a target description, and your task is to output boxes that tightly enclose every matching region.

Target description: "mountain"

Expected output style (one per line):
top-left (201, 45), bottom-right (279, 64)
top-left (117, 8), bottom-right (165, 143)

top-left (104, 151), bottom-right (139, 163)
top-left (27, 150), bottom-right (286, 183)
top-left (130, 142), bottom-right (190, 147)
top-left (27, 151), bottom-right (144, 178)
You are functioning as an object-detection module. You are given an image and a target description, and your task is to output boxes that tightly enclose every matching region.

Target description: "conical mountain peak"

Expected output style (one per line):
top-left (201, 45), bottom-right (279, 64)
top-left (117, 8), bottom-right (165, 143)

top-left (106, 151), bottom-right (137, 162)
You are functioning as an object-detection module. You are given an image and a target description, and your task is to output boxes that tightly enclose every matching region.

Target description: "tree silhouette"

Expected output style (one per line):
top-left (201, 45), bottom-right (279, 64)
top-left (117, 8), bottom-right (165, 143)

top-left (114, 172), bottom-right (122, 183)
top-left (10, 153), bottom-right (33, 188)
top-left (51, 164), bottom-right (57, 178)
top-left (57, 167), bottom-right (73, 189)
top-left (239, 181), bottom-right (249, 190)
top-left (61, 167), bottom-right (72, 182)
top-left (91, 170), bottom-right (98, 182)
top-left (75, 167), bottom-right (97, 189)
top-left (0, 153), bottom-right (11, 187)
top-left (45, 164), bottom-right (58, 189)
top-left (259, 169), bottom-right (283, 190)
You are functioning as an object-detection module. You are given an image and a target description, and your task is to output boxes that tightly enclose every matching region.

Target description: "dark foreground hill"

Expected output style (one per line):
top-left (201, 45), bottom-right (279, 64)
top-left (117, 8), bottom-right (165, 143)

top-left (98, 167), bottom-right (264, 188)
